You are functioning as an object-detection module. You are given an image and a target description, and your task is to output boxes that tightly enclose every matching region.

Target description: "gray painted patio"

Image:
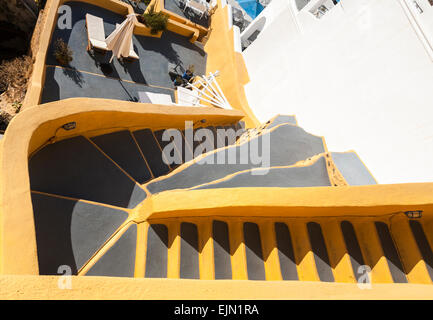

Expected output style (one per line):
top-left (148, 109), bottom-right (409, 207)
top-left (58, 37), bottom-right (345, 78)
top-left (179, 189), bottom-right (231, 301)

top-left (42, 1), bottom-right (207, 103)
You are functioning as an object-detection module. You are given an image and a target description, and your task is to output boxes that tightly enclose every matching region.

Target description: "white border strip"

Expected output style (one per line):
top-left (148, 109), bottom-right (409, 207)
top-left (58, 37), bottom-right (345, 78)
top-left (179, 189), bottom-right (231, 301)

top-left (227, 4), bottom-right (233, 29)
top-left (233, 25), bottom-right (242, 53)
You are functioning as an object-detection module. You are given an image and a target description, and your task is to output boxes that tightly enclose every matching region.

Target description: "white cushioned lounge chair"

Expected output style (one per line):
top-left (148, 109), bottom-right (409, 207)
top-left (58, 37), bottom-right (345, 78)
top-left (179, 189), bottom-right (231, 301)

top-left (85, 13), bottom-right (108, 52)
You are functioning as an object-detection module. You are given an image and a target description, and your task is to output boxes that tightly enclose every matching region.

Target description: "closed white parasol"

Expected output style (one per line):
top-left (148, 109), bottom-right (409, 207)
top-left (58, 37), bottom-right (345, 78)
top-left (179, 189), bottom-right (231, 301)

top-left (105, 13), bottom-right (138, 62)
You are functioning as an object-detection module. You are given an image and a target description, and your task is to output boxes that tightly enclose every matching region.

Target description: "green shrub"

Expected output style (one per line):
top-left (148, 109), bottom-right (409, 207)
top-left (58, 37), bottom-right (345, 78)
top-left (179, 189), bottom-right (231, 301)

top-left (53, 38), bottom-right (73, 65)
top-left (141, 5), bottom-right (169, 35)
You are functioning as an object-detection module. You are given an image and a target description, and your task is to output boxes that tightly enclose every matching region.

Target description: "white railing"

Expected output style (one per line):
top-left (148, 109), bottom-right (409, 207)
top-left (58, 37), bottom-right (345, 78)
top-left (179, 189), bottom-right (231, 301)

top-left (182, 71), bottom-right (232, 109)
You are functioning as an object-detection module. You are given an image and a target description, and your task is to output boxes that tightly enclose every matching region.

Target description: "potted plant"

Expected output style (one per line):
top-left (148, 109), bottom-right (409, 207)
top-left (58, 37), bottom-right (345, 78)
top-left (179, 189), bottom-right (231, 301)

top-left (53, 38), bottom-right (73, 65)
top-left (140, 5), bottom-right (169, 35)
top-left (187, 64), bottom-right (195, 74)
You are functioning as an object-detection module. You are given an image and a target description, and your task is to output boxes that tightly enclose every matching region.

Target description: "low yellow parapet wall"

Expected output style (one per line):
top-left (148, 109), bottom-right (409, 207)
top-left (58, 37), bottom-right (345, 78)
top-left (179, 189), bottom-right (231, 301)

top-left (2, 275), bottom-right (433, 299)
top-left (166, 18), bottom-right (199, 42)
top-left (160, 10), bottom-right (208, 41)
top-left (149, 184), bottom-right (433, 220)
top-left (149, 0), bottom-right (206, 42)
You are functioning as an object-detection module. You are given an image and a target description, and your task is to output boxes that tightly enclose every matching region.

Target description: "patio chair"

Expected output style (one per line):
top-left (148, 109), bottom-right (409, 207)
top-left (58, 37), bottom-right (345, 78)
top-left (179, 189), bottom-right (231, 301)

top-left (115, 23), bottom-right (139, 60)
top-left (183, 0), bottom-right (208, 18)
top-left (85, 14), bottom-right (108, 52)
top-left (139, 91), bottom-right (173, 105)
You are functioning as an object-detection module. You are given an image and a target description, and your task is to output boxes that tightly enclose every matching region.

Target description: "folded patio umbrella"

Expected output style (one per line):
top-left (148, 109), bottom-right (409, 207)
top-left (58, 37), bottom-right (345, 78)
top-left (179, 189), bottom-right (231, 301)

top-left (105, 13), bottom-right (138, 62)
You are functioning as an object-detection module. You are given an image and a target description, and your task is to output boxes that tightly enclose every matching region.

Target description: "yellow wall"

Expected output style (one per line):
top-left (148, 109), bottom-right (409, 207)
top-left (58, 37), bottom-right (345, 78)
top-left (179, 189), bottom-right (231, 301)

top-left (8, 0), bottom-right (433, 300)
top-left (2, 275), bottom-right (433, 299)
top-left (204, 2), bottom-right (259, 127)
top-left (149, 184), bottom-right (433, 219)
top-left (156, 0), bottom-right (209, 38)
top-left (166, 18), bottom-right (199, 42)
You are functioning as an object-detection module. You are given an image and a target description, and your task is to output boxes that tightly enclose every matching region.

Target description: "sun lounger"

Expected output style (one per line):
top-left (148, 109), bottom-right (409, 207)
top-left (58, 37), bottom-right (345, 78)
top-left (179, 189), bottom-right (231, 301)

top-left (85, 13), bottom-right (108, 52)
top-left (175, 86), bottom-right (205, 107)
top-left (115, 23), bottom-right (139, 60)
top-left (139, 91), bottom-right (173, 105)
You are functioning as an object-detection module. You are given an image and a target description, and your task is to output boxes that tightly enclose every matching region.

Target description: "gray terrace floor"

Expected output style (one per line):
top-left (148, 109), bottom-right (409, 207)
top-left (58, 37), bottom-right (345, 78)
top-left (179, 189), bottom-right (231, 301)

top-left (164, 0), bottom-right (210, 28)
top-left (42, 1), bottom-right (207, 104)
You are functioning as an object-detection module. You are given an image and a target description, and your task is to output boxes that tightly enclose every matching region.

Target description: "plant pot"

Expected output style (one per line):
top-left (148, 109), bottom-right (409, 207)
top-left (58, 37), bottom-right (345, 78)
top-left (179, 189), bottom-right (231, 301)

top-left (56, 57), bottom-right (71, 66)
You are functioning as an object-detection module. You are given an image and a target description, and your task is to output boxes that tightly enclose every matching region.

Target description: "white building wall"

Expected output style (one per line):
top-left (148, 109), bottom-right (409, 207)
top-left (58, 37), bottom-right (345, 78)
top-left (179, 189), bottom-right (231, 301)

top-left (242, 0), bottom-right (433, 184)
top-left (240, 0), bottom-right (299, 43)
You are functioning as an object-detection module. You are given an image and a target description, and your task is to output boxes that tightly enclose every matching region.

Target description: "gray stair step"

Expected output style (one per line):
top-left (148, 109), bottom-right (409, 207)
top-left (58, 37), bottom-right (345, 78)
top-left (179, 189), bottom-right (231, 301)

top-left (86, 223), bottom-right (137, 277)
top-left (91, 130), bottom-right (152, 184)
top-left (147, 124), bottom-right (326, 194)
top-left (331, 152), bottom-right (377, 185)
top-left (307, 222), bottom-right (335, 282)
top-left (133, 129), bottom-right (171, 178)
top-left (266, 115), bottom-right (297, 129)
top-left (153, 129), bottom-right (183, 170)
top-left (145, 224), bottom-right (169, 278)
top-left (29, 136), bottom-right (146, 208)
top-left (194, 156), bottom-right (331, 189)
top-left (31, 192), bottom-right (129, 275)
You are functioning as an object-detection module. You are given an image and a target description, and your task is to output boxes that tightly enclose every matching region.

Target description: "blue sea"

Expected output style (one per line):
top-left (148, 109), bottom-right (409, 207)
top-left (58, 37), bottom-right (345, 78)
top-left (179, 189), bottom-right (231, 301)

top-left (236, 0), bottom-right (264, 19)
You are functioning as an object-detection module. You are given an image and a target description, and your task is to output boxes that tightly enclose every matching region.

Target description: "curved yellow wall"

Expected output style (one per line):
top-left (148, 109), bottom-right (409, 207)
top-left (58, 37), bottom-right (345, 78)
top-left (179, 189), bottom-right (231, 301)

top-left (149, 184), bottom-right (433, 219)
top-left (7, 0), bottom-right (433, 300)
top-left (2, 97), bottom-right (433, 277)
top-left (0, 98), bottom-right (243, 275)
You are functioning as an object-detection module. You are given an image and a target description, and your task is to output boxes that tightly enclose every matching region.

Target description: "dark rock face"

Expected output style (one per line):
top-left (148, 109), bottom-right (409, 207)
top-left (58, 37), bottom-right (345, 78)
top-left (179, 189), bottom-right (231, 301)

top-left (0, 0), bottom-right (38, 61)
